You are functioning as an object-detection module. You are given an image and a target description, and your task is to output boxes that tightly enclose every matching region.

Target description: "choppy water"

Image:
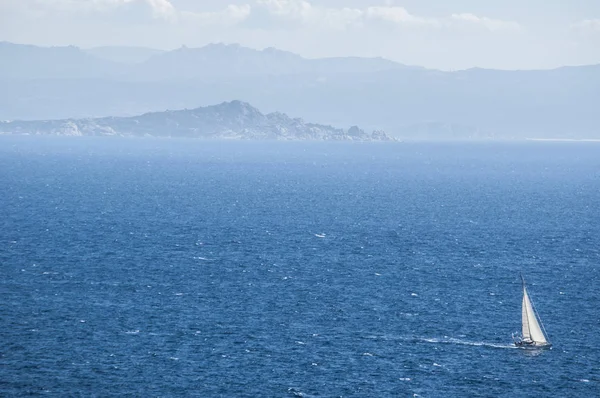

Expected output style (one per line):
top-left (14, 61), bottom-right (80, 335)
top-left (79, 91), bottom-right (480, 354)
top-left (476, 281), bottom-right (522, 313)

top-left (1, 138), bottom-right (599, 397)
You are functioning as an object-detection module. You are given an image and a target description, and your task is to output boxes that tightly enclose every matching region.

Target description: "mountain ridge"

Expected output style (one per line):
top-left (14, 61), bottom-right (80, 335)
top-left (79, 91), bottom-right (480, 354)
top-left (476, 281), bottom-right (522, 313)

top-left (0, 41), bottom-right (420, 80)
top-left (4, 41), bottom-right (597, 76)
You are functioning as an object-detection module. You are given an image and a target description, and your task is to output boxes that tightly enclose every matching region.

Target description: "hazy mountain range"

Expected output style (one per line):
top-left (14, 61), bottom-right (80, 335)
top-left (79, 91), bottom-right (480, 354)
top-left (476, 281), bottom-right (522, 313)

top-left (1, 41), bottom-right (599, 140)
top-left (85, 46), bottom-right (165, 65)
top-left (0, 41), bottom-right (416, 80)
top-left (0, 100), bottom-right (394, 141)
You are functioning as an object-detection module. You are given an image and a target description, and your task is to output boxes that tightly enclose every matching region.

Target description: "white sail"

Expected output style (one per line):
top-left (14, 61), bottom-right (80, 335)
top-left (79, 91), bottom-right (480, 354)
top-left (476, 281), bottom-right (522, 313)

top-left (521, 286), bottom-right (548, 344)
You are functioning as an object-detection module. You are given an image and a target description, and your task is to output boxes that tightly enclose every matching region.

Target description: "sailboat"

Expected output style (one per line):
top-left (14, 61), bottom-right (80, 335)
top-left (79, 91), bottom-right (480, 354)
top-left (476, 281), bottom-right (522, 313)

top-left (513, 274), bottom-right (552, 348)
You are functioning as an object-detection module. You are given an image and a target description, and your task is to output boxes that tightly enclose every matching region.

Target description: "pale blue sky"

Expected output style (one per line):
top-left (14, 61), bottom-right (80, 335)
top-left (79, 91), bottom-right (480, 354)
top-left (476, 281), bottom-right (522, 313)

top-left (1, 0), bottom-right (599, 70)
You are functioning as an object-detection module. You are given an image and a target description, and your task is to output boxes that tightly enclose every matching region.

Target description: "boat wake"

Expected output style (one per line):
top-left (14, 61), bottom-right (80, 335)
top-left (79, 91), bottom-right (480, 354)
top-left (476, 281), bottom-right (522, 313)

top-left (363, 334), bottom-right (517, 349)
top-left (417, 337), bottom-right (517, 349)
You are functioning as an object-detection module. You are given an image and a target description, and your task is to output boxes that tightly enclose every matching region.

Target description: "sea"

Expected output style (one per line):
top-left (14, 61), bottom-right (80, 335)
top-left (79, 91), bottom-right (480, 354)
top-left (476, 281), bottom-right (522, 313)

top-left (1, 137), bottom-right (599, 397)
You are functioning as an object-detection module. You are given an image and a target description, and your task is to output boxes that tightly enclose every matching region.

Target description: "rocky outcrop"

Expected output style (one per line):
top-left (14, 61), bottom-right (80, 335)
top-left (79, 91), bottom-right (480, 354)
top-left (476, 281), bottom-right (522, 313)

top-left (0, 101), bottom-right (395, 141)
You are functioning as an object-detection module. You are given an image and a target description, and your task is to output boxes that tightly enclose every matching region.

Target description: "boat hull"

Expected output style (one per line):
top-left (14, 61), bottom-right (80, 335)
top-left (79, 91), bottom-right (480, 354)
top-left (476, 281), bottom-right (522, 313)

top-left (514, 341), bottom-right (552, 350)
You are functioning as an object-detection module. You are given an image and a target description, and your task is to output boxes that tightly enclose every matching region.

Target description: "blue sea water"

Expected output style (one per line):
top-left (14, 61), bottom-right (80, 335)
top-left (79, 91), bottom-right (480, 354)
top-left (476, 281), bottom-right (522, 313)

top-left (1, 137), bottom-right (599, 397)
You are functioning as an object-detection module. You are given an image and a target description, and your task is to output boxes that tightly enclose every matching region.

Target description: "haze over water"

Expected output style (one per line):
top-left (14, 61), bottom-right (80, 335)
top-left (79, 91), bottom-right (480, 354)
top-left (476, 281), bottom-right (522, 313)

top-left (1, 138), bottom-right (599, 396)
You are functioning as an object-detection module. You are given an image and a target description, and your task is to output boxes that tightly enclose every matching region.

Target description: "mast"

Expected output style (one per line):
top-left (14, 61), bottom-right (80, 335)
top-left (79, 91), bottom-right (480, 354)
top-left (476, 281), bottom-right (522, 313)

top-left (521, 275), bottom-right (531, 341)
top-left (521, 274), bottom-right (531, 341)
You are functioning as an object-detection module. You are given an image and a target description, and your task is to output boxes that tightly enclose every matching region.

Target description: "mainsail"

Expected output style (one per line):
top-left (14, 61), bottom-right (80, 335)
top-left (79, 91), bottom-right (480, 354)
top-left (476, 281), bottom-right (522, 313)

top-left (520, 278), bottom-right (549, 345)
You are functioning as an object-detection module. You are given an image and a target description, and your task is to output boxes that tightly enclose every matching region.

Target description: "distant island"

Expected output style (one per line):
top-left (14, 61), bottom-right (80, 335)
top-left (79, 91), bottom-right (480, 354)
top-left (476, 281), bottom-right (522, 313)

top-left (2, 41), bottom-right (599, 140)
top-left (0, 100), bottom-right (395, 142)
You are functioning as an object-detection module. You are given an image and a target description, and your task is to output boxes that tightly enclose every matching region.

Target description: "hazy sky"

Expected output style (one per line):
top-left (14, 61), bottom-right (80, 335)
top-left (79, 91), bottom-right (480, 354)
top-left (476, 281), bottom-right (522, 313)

top-left (1, 0), bottom-right (599, 70)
